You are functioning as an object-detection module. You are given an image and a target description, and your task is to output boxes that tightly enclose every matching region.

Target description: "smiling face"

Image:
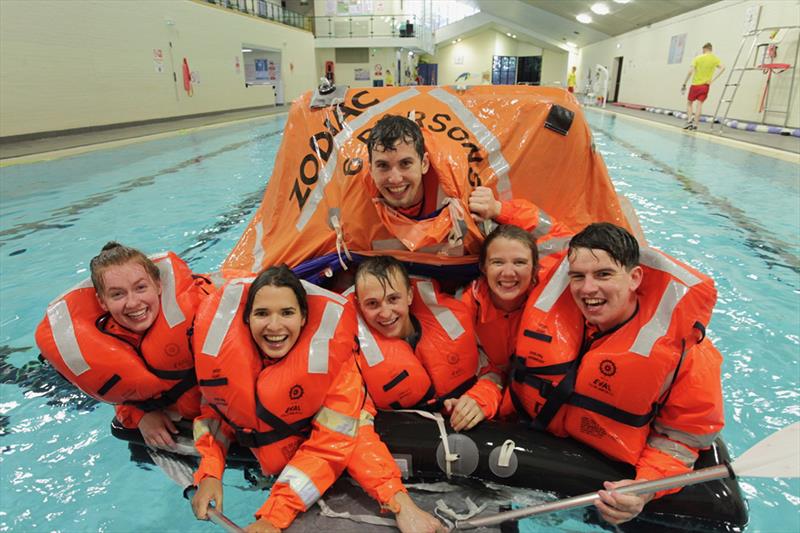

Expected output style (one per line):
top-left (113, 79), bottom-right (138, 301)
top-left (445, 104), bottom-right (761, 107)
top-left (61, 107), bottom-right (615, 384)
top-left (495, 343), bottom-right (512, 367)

top-left (97, 261), bottom-right (162, 333)
top-left (370, 140), bottom-right (429, 209)
top-left (483, 236), bottom-right (536, 312)
top-left (247, 285), bottom-right (307, 360)
top-left (356, 270), bottom-right (414, 339)
top-left (567, 247), bottom-right (642, 332)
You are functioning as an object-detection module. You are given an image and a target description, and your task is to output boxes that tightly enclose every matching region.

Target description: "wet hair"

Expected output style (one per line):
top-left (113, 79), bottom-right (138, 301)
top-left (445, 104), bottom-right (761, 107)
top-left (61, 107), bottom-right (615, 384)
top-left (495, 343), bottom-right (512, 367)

top-left (90, 241), bottom-right (160, 295)
top-left (355, 256), bottom-right (411, 297)
top-left (568, 223), bottom-right (639, 270)
top-left (367, 114), bottom-right (426, 162)
top-left (480, 224), bottom-right (539, 271)
top-left (703, 42), bottom-right (713, 51)
top-left (244, 265), bottom-right (308, 323)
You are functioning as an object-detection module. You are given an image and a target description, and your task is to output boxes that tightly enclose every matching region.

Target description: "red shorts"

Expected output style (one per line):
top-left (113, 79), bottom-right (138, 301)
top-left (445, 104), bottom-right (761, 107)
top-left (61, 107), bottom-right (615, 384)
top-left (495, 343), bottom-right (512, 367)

top-left (567, 86), bottom-right (575, 93)
top-left (688, 84), bottom-right (710, 102)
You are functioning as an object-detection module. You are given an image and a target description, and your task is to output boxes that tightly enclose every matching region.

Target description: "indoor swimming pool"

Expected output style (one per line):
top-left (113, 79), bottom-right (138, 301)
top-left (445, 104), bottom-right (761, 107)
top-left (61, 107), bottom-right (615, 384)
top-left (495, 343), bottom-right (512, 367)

top-left (0, 108), bottom-right (797, 532)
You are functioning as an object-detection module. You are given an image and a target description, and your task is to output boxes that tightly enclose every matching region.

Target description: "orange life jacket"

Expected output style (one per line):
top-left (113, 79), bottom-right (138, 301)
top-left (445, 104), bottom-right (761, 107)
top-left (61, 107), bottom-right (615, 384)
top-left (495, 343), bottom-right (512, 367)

top-left (192, 277), bottom-right (359, 475)
top-left (509, 247), bottom-right (717, 465)
top-left (35, 252), bottom-right (208, 418)
top-left (354, 279), bottom-right (479, 410)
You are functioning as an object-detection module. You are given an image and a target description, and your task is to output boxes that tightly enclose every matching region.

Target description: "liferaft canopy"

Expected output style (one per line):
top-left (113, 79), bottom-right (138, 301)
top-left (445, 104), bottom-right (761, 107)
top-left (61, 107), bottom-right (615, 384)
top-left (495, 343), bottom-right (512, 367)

top-left (224, 86), bottom-right (631, 273)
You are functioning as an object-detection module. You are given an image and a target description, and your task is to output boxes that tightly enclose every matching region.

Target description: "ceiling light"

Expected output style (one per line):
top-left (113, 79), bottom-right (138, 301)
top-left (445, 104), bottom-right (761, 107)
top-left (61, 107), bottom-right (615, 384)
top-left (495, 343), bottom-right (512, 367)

top-left (452, 40), bottom-right (457, 44)
top-left (591, 2), bottom-right (610, 15)
top-left (613, 0), bottom-right (631, 4)
top-left (241, 48), bottom-right (252, 52)
top-left (512, 34), bottom-right (517, 38)
top-left (576, 13), bottom-right (593, 24)
top-left (457, 38), bottom-right (462, 42)
top-left (506, 32), bottom-right (511, 36)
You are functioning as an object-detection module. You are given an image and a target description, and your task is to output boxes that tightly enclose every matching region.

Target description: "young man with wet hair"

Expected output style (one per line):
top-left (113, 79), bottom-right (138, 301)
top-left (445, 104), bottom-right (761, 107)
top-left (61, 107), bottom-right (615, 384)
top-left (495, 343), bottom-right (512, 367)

top-left (512, 222), bottom-right (724, 525)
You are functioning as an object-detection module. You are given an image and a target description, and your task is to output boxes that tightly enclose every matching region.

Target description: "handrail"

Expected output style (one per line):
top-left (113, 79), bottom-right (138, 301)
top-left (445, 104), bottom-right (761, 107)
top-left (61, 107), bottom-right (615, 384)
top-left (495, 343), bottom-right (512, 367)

top-left (311, 14), bottom-right (418, 39)
top-left (201, 0), bottom-right (310, 32)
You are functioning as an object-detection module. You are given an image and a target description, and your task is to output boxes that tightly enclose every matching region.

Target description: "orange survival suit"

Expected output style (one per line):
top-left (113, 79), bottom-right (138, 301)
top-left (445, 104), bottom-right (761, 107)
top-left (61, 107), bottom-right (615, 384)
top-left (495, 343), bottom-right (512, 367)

top-left (35, 252), bottom-right (209, 427)
top-left (191, 277), bottom-right (365, 528)
top-left (509, 247), bottom-right (724, 490)
top-left (354, 278), bottom-right (502, 419)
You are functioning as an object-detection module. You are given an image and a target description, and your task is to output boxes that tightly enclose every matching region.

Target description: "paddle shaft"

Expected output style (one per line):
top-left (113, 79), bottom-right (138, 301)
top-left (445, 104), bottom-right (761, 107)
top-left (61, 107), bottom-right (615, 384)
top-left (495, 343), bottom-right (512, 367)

top-left (455, 463), bottom-right (731, 529)
top-left (185, 487), bottom-right (245, 533)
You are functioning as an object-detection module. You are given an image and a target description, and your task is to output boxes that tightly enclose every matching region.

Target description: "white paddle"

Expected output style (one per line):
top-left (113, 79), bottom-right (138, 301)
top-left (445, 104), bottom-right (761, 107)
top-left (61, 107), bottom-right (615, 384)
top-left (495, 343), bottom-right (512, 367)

top-left (455, 422), bottom-right (800, 529)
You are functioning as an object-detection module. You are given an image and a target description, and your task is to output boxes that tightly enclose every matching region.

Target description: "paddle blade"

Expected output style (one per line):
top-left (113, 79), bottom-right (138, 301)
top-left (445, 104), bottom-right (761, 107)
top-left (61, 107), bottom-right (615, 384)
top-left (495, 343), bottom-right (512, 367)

top-left (148, 448), bottom-right (196, 489)
top-left (733, 422), bottom-right (800, 478)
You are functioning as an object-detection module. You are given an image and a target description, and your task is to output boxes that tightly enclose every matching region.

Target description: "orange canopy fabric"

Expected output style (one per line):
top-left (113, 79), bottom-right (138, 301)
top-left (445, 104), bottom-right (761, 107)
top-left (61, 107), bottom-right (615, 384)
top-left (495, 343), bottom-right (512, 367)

top-left (224, 86), bottom-right (631, 273)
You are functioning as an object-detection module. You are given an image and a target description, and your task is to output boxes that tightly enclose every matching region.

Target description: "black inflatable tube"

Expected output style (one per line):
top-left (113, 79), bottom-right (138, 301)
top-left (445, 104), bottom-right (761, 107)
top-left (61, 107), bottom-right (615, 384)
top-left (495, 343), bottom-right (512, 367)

top-left (111, 411), bottom-right (748, 532)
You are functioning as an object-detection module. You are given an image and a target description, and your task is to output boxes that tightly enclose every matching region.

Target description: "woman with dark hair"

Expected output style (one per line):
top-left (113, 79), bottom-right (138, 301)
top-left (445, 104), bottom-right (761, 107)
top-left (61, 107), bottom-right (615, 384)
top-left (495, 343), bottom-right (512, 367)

top-left (191, 265), bottom-right (366, 532)
top-left (36, 242), bottom-right (210, 449)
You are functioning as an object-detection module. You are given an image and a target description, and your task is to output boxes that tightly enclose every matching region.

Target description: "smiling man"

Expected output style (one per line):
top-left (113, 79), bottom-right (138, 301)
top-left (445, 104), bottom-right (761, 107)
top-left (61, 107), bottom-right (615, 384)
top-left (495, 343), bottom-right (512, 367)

top-left (510, 222), bottom-right (724, 526)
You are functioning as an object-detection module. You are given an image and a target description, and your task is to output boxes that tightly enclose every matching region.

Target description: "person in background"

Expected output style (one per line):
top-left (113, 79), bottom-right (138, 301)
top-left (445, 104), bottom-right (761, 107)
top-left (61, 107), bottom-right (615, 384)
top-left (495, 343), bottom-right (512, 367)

top-left (682, 42), bottom-right (724, 130)
top-left (567, 66), bottom-right (577, 93)
top-left (510, 223), bottom-right (723, 525)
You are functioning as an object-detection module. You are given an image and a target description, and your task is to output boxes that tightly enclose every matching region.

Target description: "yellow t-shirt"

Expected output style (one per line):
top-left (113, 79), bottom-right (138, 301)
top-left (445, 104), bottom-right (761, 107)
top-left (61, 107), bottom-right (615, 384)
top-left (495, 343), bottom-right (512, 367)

top-left (567, 71), bottom-right (577, 88)
top-left (691, 53), bottom-right (721, 85)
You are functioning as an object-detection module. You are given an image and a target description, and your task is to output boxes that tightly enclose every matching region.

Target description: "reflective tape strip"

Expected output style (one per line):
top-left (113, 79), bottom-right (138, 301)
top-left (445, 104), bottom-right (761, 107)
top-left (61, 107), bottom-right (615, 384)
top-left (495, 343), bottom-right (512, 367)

top-left (630, 280), bottom-right (688, 357)
top-left (359, 409), bottom-right (375, 426)
top-left (654, 421), bottom-right (719, 449)
top-left (534, 257), bottom-right (571, 312)
top-left (252, 213), bottom-right (265, 273)
top-left (301, 280), bottom-right (347, 305)
top-left (647, 435), bottom-right (698, 467)
top-left (201, 281), bottom-right (246, 357)
top-left (314, 406), bottom-right (359, 437)
top-left (50, 278), bottom-right (94, 307)
top-left (532, 210), bottom-right (553, 239)
top-left (47, 300), bottom-right (90, 376)
top-left (341, 285), bottom-right (355, 297)
top-left (357, 315), bottom-right (384, 367)
top-left (193, 417), bottom-right (231, 450)
top-left (640, 248), bottom-right (701, 287)
top-left (428, 88), bottom-right (512, 201)
top-left (276, 464), bottom-right (321, 509)
top-left (372, 238), bottom-right (409, 251)
top-left (156, 256), bottom-right (185, 328)
top-left (371, 239), bottom-right (464, 256)
top-left (537, 236), bottom-right (570, 258)
top-left (308, 301), bottom-right (343, 374)
top-left (416, 281), bottom-right (464, 340)
top-left (297, 88), bottom-right (421, 231)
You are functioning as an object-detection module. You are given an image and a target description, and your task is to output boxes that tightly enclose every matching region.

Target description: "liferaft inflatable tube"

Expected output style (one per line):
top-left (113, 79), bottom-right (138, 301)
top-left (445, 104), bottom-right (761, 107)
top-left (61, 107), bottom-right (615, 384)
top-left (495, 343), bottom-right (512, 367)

top-left (111, 411), bottom-right (748, 532)
top-left (371, 411), bottom-right (748, 533)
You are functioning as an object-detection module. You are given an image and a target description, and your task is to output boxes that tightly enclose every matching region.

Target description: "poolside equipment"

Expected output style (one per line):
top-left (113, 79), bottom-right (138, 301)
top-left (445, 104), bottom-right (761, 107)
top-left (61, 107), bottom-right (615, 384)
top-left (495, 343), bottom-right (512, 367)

top-left (111, 409), bottom-right (750, 532)
top-left (455, 421), bottom-right (798, 530)
top-left (147, 448), bottom-right (244, 532)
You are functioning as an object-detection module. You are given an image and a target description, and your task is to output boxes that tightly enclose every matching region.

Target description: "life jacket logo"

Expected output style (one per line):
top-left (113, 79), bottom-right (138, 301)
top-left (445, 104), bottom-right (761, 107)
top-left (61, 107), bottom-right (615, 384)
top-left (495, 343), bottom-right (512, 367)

top-left (164, 343), bottom-right (180, 357)
top-left (447, 353), bottom-right (459, 365)
top-left (591, 378), bottom-right (612, 394)
top-left (599, 359), bottom-right (616, 376)
top-left (284, 404), bottom-right (302, 415)
top-left (289, 384), bottom-right (304, 400)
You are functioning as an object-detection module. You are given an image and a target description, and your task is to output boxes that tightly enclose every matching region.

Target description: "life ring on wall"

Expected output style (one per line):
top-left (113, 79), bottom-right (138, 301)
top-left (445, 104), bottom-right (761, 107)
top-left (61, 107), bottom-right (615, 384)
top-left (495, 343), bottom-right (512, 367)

top-left (182, 58), bottom-right (193, 96)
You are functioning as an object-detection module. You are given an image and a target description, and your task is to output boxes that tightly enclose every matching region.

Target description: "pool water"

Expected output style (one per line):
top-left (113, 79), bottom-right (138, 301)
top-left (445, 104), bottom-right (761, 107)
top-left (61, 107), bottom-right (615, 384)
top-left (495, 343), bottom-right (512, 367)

top-left (0, 108), bottom-right (797, 532)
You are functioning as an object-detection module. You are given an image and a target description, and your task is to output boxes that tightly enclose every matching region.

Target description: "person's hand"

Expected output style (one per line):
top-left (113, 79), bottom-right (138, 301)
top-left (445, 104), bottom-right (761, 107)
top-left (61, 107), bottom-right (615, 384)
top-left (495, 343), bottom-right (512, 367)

top-left (192, 477), bottom-right (224, 520)
top-left (594, 479), bottom-right (653, 525)
top-left (681, 84), bottom-right (687, 95)
top-left (139, 410), bottom-right (178, 449)
top-left (443, 394), bottom-right (485, 431)
top-left (468, 186), bottom-right (502, 223)
top-left (244, 517), bottom-right (281, 533)
top-left (393, 492), bottom-right (447, 533)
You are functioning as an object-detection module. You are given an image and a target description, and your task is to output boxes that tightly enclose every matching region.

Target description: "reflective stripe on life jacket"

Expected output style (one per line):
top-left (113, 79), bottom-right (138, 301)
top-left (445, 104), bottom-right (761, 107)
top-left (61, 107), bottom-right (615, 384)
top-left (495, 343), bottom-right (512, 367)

top-left (34, 252), bottom-right (207, 418)
top-left (510, 247), bottom-right (717, 465)
top-left (193, 278), bottom-right (359, 475)
top-left (354, 279), bottom-right (479, 411)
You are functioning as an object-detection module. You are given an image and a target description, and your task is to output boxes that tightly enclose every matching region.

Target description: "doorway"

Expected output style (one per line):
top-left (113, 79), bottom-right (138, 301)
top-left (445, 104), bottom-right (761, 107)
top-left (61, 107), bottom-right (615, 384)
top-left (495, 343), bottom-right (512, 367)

top-left (609, 56), bottom-right (623, 103)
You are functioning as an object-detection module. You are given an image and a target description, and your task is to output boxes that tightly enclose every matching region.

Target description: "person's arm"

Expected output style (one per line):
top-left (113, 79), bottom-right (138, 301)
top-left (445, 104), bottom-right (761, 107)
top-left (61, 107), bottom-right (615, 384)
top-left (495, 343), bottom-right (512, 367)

top-left (468, 186), bottom-right (569, 238)
top-left (347, 400), bottom-right (444, 533)
top-left (682, 66), bottom-right (695, 93)
top-left (254, 357), bottom-right (364, 530)
top-left (595, 341), bottom-right (724, 525)
top-left (712, 63), bottom-right (725, 83)
top-left (192, 403), bottom-right (235, 520)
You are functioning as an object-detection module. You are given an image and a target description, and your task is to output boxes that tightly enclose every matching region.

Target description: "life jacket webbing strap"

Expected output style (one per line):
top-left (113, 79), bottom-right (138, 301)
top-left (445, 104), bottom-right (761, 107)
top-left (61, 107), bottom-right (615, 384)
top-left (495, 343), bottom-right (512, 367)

top-left (255, 394), bottom-right (313, 441)
top-left (427, 375), bottom-right (478, 413)
top-left (395, 409), bottom-right (458, 478)
top-left (97, 374), bottom-right (122, 396)
top-left (125, 373), bottom-right (197, 412)
top-left (207, 402), bottom-right (312, 448)
top-left (382, 370), bottom-right (410, 392)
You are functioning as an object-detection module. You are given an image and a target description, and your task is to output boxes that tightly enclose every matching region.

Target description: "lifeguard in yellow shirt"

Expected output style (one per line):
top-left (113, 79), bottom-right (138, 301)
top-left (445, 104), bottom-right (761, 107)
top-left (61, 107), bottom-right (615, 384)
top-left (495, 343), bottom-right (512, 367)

top-left (681, 42), bottom-right (725, 130)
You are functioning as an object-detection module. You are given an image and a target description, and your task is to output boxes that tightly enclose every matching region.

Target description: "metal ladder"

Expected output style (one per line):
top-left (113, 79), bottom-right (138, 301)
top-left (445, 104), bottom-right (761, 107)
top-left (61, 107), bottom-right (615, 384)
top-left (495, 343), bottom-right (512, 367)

top-left (711, 25), bottom-right (799, 133)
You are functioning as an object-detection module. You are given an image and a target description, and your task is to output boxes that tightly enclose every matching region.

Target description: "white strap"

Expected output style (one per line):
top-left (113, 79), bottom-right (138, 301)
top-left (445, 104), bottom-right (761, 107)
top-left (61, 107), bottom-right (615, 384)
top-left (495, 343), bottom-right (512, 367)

top-left (397, 409), bottom-right (459, 479)
top-left (316, 498), bottom-right (398, 527)
top-left (330, 213), bottom-right (352, 271)
top-left (434, 497), bottom-right (487, 520)
top-left (497, 439), bottom-right (516, 468)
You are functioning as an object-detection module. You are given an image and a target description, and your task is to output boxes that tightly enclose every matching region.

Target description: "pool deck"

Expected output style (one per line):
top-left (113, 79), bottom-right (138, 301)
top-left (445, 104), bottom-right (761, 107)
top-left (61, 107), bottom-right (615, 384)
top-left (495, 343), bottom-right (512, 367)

top-left (1, 100), bottom-right (798, 165)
